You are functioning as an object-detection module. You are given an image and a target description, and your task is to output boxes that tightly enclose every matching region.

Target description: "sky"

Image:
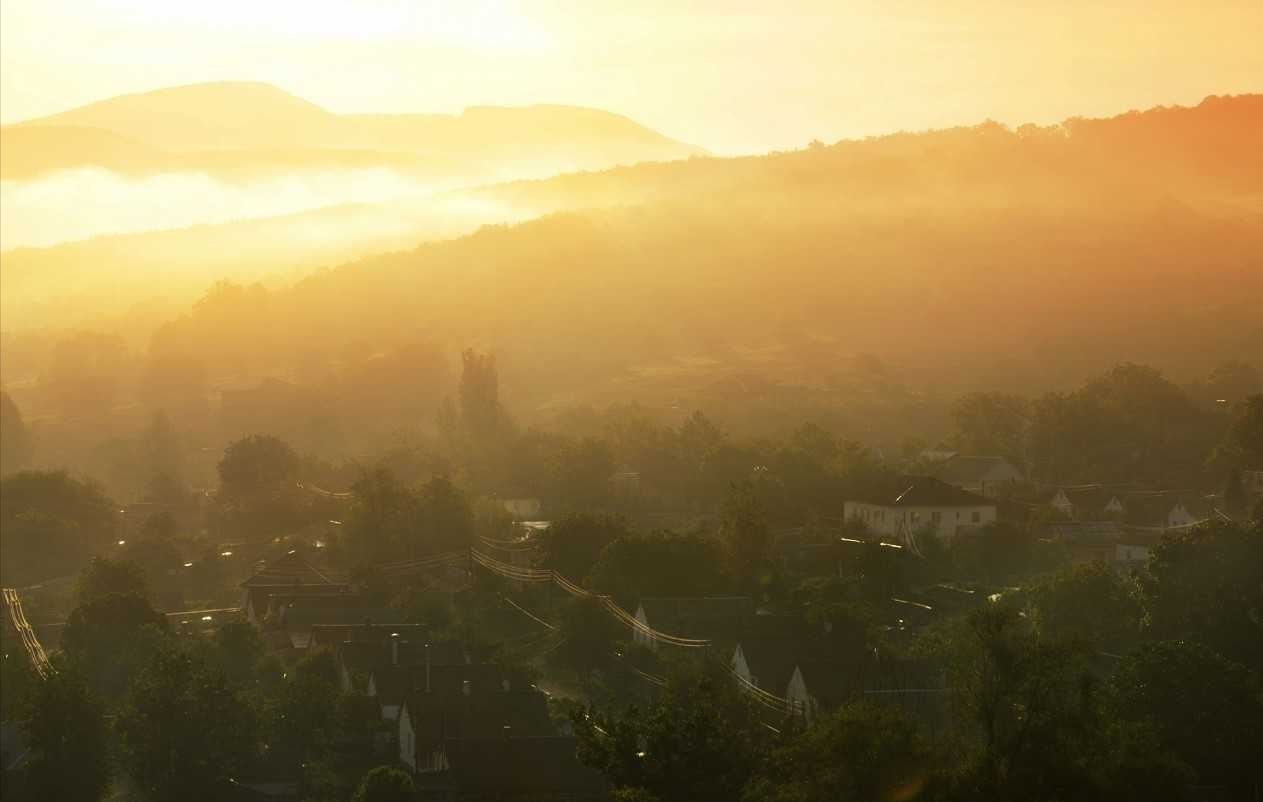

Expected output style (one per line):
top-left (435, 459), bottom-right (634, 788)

top-left (2, 0), bottom-right (1261, 154)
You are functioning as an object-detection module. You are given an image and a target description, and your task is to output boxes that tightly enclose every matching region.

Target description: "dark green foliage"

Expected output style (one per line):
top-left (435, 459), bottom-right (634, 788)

top-left (346, 468), bottom-right (473, 564)
top-left (743, 702), bottom-right (931, 802)
top-left (19, 662), bottom-right (110, 802)
top-left (0, 391), bottom-right (34, 476)
top-left (216, 434), bottom-right (304, 537)
top-left (0, 470), bottom-right (117, 585)
top-left (62, 591), bottom-right (169, 700)
top-left (553, 595), bottom-right (621, 678)
top-left (352, 766), bottom-right (414, 802)
top-left (75, 556), bottom-right (149, 606)
top-left (588, 530), bottom-right (729, 605)
top-left (950, 392), bottom-right (1030, 468)
top-left (1142, 518), bottom-right (1263, 671)
top-left (536, 513), bottom-right (628, 581)
top-left (1110, 641), bottom-right (1263, 795)
top-left (1029, 561), bottom-right (1143, 651)
top-left (720, 480), bottom-right (772, 592)
top-left (573, 664), bottom-right (772, 802)
top-left (1029, 363), bottom-right (1217, 486)
top-left (117, 646), bottom-right (257, 802)
top-left (1209, 393), bottom-right (1263, 470)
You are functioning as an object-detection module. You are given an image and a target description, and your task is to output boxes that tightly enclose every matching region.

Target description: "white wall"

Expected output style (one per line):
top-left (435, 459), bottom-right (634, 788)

top-left (844, 501), bottom-right (996, 540)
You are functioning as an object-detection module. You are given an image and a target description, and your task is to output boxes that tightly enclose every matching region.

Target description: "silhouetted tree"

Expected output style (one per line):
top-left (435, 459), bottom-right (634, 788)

top-left (117, 646), bottom-right (256, 802)
top-left (352, 766), bottom-right (414, 802)
top-left (0, 391), bottom-right (33, 475)
top-left (20, 661), bottom-right (110, 802)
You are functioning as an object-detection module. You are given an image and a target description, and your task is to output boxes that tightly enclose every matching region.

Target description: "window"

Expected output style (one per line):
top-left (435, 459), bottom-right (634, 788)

top-left (972, 510), bottom-right (981, 523)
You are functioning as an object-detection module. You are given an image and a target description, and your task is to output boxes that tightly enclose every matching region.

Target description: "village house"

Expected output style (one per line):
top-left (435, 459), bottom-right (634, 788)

top-left (240, 550), bottom-right (349, 626)
top-left (333, 636), bottom-right (466, 693)
top-left (370, 662), bottom-right (509, 721)
top-left (843, 476), bottom-right (996, 544)
top-left (932, 455), bottom-right (1024, 497)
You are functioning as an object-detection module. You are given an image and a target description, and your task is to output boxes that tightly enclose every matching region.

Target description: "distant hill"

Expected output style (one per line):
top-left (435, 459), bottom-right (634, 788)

top-left (130, 95), bottom-right (1262, 409)
top-left (1, 81), bottom-right (705, 180)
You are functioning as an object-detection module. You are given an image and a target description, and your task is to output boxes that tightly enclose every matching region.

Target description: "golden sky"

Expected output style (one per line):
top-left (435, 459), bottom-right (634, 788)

top-left (2, 0), bottom-right (1261, 154)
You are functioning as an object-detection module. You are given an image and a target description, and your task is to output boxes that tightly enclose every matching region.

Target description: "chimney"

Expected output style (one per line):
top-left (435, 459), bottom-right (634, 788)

top-left (425, 642), bottom-right (431, 693)
top-left (391, 632), bottom-right (400, 666)
top-left (462, 679), bottom-right (471, 696)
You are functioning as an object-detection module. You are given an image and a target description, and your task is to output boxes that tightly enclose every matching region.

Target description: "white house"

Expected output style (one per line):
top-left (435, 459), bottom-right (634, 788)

top-left (844, 476), bottom-right (996, 543)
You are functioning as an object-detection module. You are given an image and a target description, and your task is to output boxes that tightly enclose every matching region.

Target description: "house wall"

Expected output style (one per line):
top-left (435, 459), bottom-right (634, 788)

top-left (398, 705), bottom-right (416, 770)
top-left (843, 501), bottom-right (996, 541)
top-left (785, 667), bottom-right (818, 723)
top-left (632, 606), bottom-right (654, 649)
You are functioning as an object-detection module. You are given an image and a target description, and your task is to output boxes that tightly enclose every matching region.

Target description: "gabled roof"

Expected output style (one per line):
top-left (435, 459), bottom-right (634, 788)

top-left (635, 596), bottom-right (755, 641)
top-left (333, 636), bottom-right (466, 674)
top-left (403, 689), bottom-right (552, 744)
top-left (283, 608), bottom-right (405, 649)
top-left (855, 476), bottom-right (993, 508)
top-left (240, 550), bottom-right (344, 588)
top-left (934, 455), bottom-right (1022, 484)
top-left (374, 663), bottom-right (508, 708)
top-left (734, 639), bottom-right (808, 697)
top-left (414, 737), bottom-right (607, 796)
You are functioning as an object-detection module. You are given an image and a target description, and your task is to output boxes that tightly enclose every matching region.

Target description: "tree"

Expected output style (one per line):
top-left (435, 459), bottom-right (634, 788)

top-left (536, 513), bottom-right (629, 582)
top-left (1210, 394), bottom-right (1263, 471)
top-left (211, 619), bottom-right (265, 687)
top-left (19, 661), bottom-right (110, 802)
top-left (0, 390), bottom-right (34, 475)
top-left (1142, 519), bottom-right (1263, 671)
top-left (218, 434), bottom-right (299, 498)
top-left (217, 434), bottom-right (303, 537)
top-left (553, 595), bottom-right (621, 678)
top-left (352, 766), bottom-right (414, 802)
top-left (1110, 641), bottom-right (1263, 797)
top-left (75, 557), bottom-right (149, 607)
top-left (141, 411), bottom-right (187, 503)
top-left (720, 480), bottom-right (772, 591)
top-left (346, 467), bottom-right (415, 564)
top-left (62, 591), bottom-right (168, 699)
top-left (947, 604), bottom-right (1101, 801)
top-left (1029, 561), bottom-right (1143, 651)
top-left (951, 392), bottom-right (1030, 467)
top-left (743, 702), bottom-right (930, 802)
top-left (588, 530), bottom-right (729, 606)
top-left (1, 470), bottom-right (117, 585)
top-left (117, 646), bottom-right (257, 802)
top-left (415, 475), bottom-right (474, 554)
top-left (573, 664), bottom-right (771, 802)
top-left (459, 349), bottom-right (505, 440)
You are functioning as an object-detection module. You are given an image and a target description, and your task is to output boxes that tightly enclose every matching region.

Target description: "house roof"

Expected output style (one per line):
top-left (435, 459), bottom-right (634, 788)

top-left (734, 639), bottom-right (809, 697)
top-left (373, 663), bottom-right (508, 707)
top-left (333, 637), bottom-right (467, 675)
top-left (636, 596), bottom-right (755, 641)
top-left (268, 591), bottom-right (373, 621)
top-left (402, 689), bottom-right (553, 744)
top-left (413, 737), bottom-right (607, 796)
top-left (283, 607), bottom-right (405, 649)
top-left (1121, 492), bottom-right (1189, 527)
top-left (933, 456), bottom-right (1021, 484)
top-left (855, 476), bottom-right (993, 508)
top-left (240, 550), bottom-right (344, 588)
